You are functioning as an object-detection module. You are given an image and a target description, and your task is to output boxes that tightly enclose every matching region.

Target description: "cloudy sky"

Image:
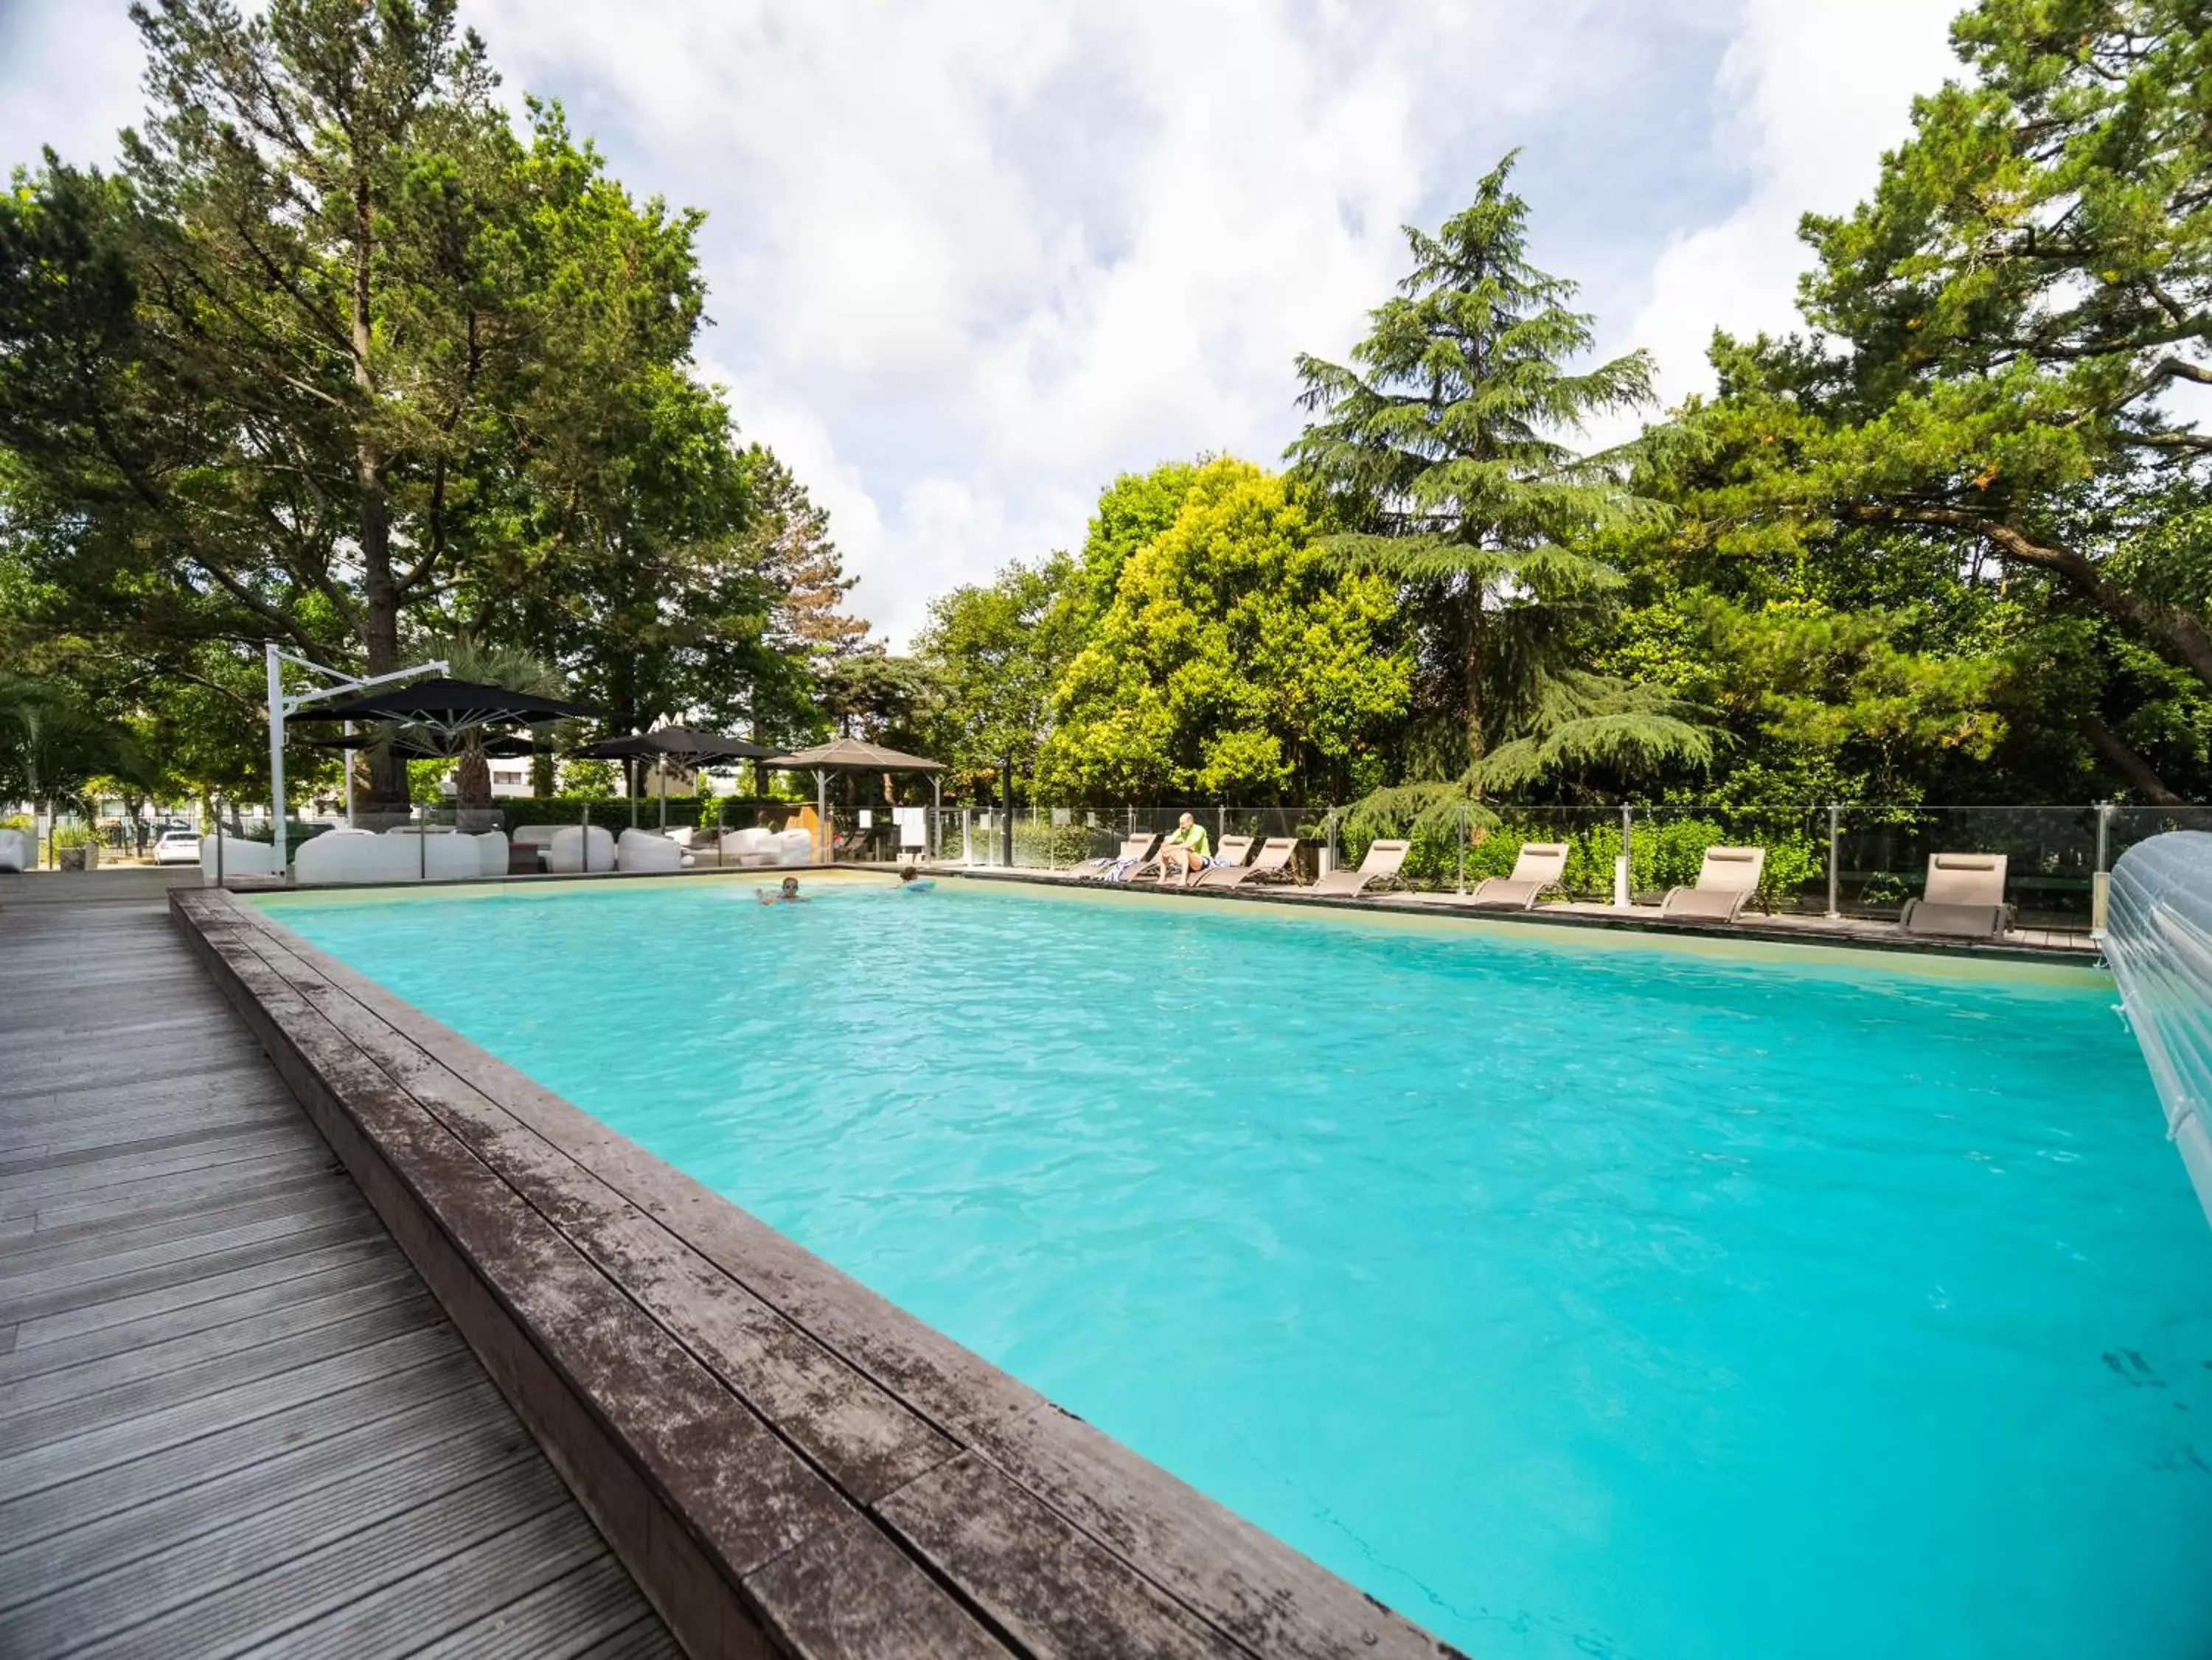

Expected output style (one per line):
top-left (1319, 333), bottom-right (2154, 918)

top-left (0, 0), bottom-right (1961, 643)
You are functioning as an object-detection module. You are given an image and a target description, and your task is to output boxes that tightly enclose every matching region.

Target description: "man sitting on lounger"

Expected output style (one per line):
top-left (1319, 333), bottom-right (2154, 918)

top-left (1157, 813), bottom-right (1211, 887)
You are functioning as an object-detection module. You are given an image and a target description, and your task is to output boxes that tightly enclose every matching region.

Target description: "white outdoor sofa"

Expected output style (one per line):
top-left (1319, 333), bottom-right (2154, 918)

top-left (0, 827), bottom-right (31, 873)
top-left (291, 827), bottom-right (507, 885)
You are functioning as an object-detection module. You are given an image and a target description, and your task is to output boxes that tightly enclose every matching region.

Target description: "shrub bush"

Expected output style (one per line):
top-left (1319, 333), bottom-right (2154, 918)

top-left (1341, 812), bottom-right (1825, 907)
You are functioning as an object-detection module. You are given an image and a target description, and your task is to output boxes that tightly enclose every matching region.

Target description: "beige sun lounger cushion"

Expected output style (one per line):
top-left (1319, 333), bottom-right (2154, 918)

top-left (1658, 845), bottom-right (1766, 924)
top-left (1469, 842), bottom-right (1570, 910)
top-left (1899, 852), bottom-right (2009, 939)
top-left (1195, 836), bottom-right (1297, 888)
top-left (1309, 838), bottom-right (1411, 899)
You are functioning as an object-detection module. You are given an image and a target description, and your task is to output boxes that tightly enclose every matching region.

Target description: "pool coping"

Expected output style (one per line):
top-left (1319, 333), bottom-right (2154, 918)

top-left (936, 867), bottom-right (2104, 966)
top-left (169, 886), bottom-right (1464, 1660)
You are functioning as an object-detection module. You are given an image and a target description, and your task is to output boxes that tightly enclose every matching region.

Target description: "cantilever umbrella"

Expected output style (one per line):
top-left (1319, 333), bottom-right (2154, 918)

top-left (304, 730), bottom-right (538, 761)
top-left (764, 737), bottom-right (946, 861)
top-left (572, 726), bottom-right (775, 828)
top-left (304, 677), bottom-right (600, 749)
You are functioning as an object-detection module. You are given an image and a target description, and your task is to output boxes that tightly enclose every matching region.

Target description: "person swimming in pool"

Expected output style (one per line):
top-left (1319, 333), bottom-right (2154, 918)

top-left (757, 875), bottom-right (807, 905)
top-left (897, 865), bottom-right (935, 892)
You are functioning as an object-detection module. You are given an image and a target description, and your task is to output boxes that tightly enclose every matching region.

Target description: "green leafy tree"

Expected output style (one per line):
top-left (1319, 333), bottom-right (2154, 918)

top-left (0, 1), bottom-right (779, 806)
top-left (1039, 458), bottom-right (1410, 802)
top-left (1288, 155), bottom-right (1714, 833)
top-left (1073, 462), bottom-right (1203, 624)
top-left (1672, 0), bottom-right (2212, 797)
top-left (913, 552), bottom-right (1088, 794)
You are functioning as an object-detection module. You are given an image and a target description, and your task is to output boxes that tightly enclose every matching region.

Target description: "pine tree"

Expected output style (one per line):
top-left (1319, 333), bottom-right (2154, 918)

top-left (742, 447), bottom-right (874, 663)
top-left (1288, 155), bottom-right (1712, 829)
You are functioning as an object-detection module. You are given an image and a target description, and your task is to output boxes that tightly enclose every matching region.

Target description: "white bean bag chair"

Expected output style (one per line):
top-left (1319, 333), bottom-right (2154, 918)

top-left (714, 827), bottom-right (776, 865)
top-left (773, 828), bottom-right (814, 865)
top-left (617, 828), bottom-right (688, 873)
top-left (546, 825), bottom-right (616, 874)
top-left (373, 826), bottom-right (485, 882)
top-left (472, 830), bottom-right (509, 876)
top-left (296, 829), bottom-right (418, 885)
top-left (201, 833), bottom-right (285, 882)
top-left (0, 827), bottom-right (30, 873)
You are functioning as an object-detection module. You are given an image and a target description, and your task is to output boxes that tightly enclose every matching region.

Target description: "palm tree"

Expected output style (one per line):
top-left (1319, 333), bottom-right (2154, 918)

top-left (400, 635), bottom-right (574, 809)
top-left (1289, 154), bottom-right (1714, 837)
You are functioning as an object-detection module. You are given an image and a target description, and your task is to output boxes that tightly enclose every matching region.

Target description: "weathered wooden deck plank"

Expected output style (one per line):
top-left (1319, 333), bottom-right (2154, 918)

top-left (0, 892), bottom-right (670, 1659)
top-left (7, 1231), bottom-right (394, 1351)
top-left (0, 1252), bottom-right (414, 1391)
top-left (404, 1554), bottom-right (684, 1660)
top-left (0, 1351), bottom-right (495, 1550)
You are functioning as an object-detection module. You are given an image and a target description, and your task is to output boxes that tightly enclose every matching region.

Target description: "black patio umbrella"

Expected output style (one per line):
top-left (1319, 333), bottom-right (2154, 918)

top-left (305, 677), bottom-right (599, 745)
top-left (572, 726), bottom-right (775, 828)
top-left (765, 738), bottom-right (946, 860)
top-left (303, 730), bottom-right (539, 761)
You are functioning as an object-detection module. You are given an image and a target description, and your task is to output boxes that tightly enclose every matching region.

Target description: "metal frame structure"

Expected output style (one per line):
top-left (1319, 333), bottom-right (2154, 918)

top-left (264, 641), bottom-right (448, 873)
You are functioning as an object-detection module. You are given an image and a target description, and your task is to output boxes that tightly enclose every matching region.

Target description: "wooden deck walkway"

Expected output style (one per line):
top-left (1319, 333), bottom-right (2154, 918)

top-left (0, 886), bottom-right (675, 1659)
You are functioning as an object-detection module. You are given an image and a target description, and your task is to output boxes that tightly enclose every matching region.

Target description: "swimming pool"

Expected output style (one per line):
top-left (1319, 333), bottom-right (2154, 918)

top-left (261, 875), bottom-right (2212, 1660)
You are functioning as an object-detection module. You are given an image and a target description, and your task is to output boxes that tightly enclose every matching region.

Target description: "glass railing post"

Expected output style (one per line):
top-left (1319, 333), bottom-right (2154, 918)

top-left (1617, 806), bottom-right (1633, 907)
top-left (1826, 803), bottom-right (1841, 918)
top-left (1456, 801), bottom-right (1467, 895)
top-left (2093, 800), bottom-right (2114, 936)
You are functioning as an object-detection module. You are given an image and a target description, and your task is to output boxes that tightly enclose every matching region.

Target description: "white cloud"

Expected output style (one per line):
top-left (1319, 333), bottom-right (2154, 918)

top-left (1, 1), bottom-right (1964, 644)
top-left (463, 0), bottom-right (1697, 641)
top-left (1615, 0), bottom-right (1961, 414)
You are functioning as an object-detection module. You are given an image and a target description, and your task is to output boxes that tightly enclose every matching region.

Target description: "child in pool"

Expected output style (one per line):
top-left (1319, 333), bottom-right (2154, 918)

top-left (757, 876), bottom-right (807, 904)
top-left (897, 865), bottom-right (935, 893)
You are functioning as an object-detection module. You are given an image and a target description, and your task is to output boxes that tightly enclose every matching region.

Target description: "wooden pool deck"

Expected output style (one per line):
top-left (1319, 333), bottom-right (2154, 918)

top-left (0, 883), bottom-right (675, 1658)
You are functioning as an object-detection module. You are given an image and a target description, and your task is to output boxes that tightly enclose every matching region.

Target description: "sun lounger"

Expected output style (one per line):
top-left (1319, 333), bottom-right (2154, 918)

top-left (1135, 832), bottom-right (1254, 887)
top-left (1307, 838), bottom-right (1411, 899)
top-left (1899, 852), bottom-right (2010, 939)
top-left (1074, 834), bottom-right (1160, 882)
top-left (1202, 834), bottom-right (1254, 873)
top-left (1658, 845), bottom-right (1766, 923)
top-left (1194, 836), bottom-right (1298, 888)
top-left (1468, 842), bottom-right (1569, 910)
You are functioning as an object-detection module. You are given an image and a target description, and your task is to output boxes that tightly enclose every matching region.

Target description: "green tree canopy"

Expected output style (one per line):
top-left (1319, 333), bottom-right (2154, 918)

top-left (1664, 0), bottom-right (2212, 798)
top-left (1038, 458), bottom-right (1410, 802)
top-left (0, 0), bottom-right (831, 807)
top-left (913, 551), bottom-right (1087, 795)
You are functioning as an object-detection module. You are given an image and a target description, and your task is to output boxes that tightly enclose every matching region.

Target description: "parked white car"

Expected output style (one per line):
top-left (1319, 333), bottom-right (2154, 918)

top-left (152, 829), bottom-right (203, 865)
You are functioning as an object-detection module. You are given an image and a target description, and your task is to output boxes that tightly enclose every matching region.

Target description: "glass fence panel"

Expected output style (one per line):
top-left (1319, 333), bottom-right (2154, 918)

top-left (178, 795), bottom-right (2184, 936)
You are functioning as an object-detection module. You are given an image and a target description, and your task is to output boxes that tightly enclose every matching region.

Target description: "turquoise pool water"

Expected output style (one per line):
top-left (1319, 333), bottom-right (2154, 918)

top-left (263, 877), bottom-right (2212, 1660)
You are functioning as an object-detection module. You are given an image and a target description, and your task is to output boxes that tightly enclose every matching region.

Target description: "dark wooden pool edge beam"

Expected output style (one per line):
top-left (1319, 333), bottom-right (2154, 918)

top-left (170, 887), bottom-right (1463, 1660)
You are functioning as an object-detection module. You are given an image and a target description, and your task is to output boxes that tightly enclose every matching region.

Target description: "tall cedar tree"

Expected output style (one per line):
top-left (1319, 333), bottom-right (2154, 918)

top-left (1287, 156), bottom-right (1711, 831)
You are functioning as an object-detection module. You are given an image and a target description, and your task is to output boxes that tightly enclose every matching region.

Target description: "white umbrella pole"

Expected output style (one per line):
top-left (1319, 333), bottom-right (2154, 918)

top-left (815, 769), bottom-right (828, 862)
